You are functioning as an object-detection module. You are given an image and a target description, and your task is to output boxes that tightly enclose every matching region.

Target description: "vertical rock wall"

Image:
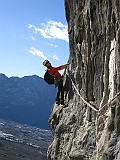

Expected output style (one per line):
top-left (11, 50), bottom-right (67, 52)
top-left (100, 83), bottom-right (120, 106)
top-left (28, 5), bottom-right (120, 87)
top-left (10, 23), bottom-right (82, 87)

top-left (47, 0), bottom-right (120, 160)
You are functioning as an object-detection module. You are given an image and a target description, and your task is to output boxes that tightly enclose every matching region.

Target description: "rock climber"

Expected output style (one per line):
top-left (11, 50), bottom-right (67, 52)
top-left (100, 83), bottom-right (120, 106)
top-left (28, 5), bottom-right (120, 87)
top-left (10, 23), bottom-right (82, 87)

top-left (43, 59), bottom-right (69, 105)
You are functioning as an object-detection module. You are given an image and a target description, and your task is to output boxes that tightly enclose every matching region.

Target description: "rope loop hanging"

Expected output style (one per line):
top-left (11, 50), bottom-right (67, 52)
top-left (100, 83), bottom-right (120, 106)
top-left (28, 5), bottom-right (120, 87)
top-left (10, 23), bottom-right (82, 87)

top-left (66, 69), bottom-right (98, 112)
top-left (66, 67), bottom-right (120, 113)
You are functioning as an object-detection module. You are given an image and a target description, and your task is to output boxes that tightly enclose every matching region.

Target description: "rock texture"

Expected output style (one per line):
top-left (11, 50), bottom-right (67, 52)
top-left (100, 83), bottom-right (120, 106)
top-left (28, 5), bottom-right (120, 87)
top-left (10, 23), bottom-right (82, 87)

top-left (47, 0), bottom-right (120, 160)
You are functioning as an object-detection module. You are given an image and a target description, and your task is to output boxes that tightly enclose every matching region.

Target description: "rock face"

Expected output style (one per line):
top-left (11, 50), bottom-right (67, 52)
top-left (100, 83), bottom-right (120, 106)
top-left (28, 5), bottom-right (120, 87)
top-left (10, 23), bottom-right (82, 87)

top-left (47, 0), bottom-right (120, 160)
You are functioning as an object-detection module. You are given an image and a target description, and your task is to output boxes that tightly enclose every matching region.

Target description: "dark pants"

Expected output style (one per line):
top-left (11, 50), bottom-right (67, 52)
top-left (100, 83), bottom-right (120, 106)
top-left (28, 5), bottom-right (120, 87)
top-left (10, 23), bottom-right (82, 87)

top-left (56, 79), bottom-right (64, 105)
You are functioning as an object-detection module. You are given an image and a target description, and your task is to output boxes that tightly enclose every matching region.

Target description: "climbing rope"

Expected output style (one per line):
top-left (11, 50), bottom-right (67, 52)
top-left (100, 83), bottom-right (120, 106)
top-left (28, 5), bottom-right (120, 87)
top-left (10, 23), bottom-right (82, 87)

top-left (66, 69), bottom-right (99, 112)
top-left (66, 67), bottom-right (120, 113)
top-left (99, 91), bottom-right (120, 112)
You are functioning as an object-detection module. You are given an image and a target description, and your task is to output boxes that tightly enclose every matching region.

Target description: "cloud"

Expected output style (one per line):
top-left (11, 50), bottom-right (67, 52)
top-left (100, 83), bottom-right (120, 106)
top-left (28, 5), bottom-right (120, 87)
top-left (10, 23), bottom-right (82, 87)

top-left (52, 54), bottom-right (59, 60)
top-left (28, 24), bottom-right (35, 29)
top-left (28, 47), bottom-right (47, 59)
top-left (28, 20), bottom-right (69, 42)
top-left (28, 47), bottom-right (59, 61)
top-left (48, 43), bottom-right (58, 48)
top-left (31, 36), bottom-right (37, 41)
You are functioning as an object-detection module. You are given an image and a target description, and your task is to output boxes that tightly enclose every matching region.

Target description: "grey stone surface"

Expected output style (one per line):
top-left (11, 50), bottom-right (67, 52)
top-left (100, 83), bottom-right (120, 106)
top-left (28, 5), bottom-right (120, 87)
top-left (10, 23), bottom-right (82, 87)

top-left (47, 0), bottom-right (120, 159)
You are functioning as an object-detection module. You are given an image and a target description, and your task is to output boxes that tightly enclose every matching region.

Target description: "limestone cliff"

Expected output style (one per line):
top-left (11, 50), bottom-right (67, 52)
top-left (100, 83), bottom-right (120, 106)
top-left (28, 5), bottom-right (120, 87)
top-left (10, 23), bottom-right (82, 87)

top-left (47, 0), bottom-right (120, 159)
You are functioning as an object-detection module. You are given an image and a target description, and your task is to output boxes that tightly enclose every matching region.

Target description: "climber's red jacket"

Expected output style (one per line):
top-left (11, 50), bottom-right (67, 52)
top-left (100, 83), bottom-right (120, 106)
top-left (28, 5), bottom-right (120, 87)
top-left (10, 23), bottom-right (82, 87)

top-left (47, 66), bottom-right (63, 79)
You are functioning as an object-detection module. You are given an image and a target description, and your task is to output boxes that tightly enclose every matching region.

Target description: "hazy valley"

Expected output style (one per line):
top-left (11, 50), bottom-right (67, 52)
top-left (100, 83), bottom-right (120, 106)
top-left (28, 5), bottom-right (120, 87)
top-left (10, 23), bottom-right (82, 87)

top-left (0, 118), bottom-right (53, 160)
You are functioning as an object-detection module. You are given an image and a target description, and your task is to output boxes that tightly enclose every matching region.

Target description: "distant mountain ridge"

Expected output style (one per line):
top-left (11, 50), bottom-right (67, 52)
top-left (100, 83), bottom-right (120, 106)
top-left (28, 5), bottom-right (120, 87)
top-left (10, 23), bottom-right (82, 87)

top-left (0, 73), bottom-right (56, 129)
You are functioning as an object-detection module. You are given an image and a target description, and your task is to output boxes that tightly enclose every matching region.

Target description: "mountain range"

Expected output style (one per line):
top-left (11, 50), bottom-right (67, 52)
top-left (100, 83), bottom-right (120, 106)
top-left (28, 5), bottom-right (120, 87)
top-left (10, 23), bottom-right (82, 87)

top-left (0, 73), bottom-right (56, 129)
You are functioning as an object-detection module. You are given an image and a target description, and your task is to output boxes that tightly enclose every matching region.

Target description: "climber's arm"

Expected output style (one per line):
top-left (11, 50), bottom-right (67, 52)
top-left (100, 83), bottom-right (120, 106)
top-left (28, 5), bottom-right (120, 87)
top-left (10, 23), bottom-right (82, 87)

top-left (54, 64), bottom-right (69, 71)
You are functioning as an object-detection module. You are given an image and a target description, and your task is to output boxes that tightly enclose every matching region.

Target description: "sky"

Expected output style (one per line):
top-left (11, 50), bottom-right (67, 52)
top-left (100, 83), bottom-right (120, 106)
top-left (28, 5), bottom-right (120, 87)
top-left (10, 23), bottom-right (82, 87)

top-left (0, 0), bottom-right (69, 78)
